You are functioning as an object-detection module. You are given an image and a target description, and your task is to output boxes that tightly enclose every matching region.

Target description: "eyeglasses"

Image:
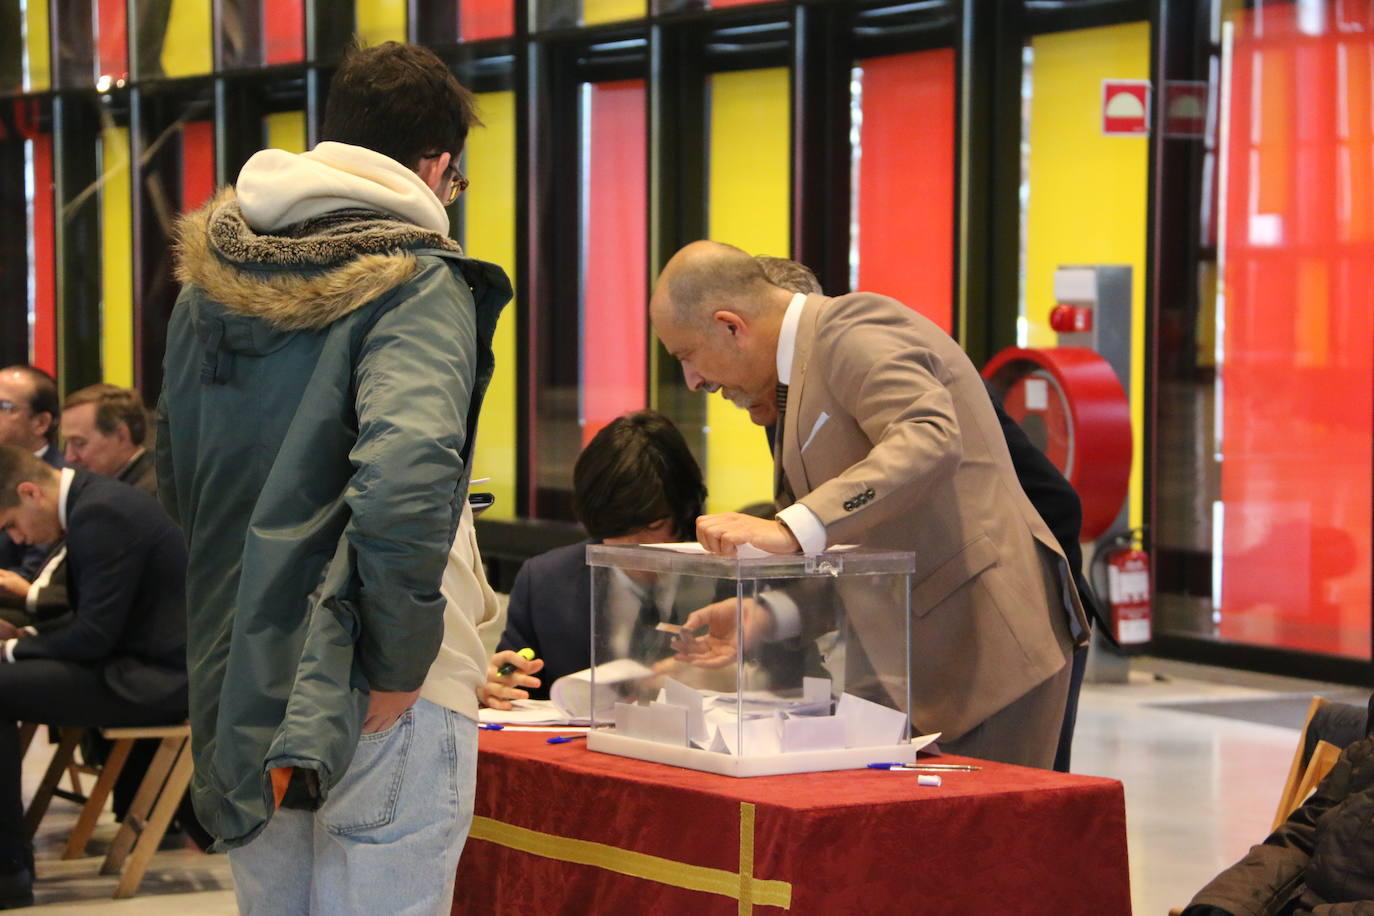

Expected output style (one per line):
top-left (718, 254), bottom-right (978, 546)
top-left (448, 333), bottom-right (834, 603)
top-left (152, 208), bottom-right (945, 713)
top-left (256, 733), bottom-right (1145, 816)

top-left (0, 399), bottom-right (27, 415)
top-left (443, 164), bottom-right (469, 206)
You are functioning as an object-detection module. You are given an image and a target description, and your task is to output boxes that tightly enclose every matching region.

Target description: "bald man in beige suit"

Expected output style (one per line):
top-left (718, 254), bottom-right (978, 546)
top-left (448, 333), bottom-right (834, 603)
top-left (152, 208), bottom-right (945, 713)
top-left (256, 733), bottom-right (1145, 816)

top-left (650, 241), bottom-right (1089, 768)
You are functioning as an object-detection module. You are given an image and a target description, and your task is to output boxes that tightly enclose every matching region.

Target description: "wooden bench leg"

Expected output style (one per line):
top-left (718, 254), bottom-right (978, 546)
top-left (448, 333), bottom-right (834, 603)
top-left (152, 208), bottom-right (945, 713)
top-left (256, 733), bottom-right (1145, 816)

top-left (18, 723), bottom-right (38, 757)
top-left (100, 735), bottom-right (184, 876)
top-left (23, 727), bottom-right (84, 840)
top-left (113, 738), bottom-right (194, 899)
top-left (62, 738), bottom-right (135, 860)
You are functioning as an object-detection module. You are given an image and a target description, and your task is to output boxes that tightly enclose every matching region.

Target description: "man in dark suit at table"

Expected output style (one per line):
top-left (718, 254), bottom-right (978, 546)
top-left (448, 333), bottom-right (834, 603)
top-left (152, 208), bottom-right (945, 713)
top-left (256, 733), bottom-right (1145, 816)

top-left (651, 241), bottom-right (1090, 769)
top-left (0, 384), bottom-right (159, 629)
top-left (482, 410), bottom-right (706, 706)
top-left (0, 444), bottom-right (187, 907)
top-left (0, 366), bottom-right (63, 581)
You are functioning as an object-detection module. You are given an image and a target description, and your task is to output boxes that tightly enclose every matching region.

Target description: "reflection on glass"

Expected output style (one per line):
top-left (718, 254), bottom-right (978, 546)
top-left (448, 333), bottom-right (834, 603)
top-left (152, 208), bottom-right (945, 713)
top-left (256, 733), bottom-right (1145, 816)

top-left (1210, 1), bottom-right (1372, 658)
top-left (851, 50), bottom-right (955, 332)
top-left (580, 80), bottom-right (647, 447)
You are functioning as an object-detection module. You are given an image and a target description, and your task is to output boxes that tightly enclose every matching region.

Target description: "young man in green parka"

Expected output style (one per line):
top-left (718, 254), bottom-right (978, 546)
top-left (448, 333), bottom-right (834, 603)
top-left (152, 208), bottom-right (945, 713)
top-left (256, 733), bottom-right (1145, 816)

top-left (157, 41), bottom-right (509, 914)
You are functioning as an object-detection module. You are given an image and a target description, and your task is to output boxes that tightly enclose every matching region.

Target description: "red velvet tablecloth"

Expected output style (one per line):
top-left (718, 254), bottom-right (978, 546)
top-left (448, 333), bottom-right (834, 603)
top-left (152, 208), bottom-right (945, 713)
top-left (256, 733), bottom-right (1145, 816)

top-left (454, 730), bottom-right (1130, 916)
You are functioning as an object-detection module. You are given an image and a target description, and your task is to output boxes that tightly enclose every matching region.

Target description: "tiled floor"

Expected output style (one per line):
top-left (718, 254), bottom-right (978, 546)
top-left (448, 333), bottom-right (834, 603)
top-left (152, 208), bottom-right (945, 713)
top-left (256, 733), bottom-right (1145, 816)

top-left (18, 655), bottom-right (1366, 914)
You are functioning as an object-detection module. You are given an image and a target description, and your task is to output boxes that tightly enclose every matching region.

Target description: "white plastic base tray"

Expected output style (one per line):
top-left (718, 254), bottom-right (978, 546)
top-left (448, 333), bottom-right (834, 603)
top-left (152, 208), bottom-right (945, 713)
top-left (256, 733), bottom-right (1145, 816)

top-left (587, 730), bottom-right (920, 777)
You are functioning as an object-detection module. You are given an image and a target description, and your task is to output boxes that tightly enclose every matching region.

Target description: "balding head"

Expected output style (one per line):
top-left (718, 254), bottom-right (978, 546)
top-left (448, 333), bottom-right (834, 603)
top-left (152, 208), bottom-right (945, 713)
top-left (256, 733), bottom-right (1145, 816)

top-left (651, 241), bottom-right (786, 330)
top-left (650, 241), bottom-right (794, 427)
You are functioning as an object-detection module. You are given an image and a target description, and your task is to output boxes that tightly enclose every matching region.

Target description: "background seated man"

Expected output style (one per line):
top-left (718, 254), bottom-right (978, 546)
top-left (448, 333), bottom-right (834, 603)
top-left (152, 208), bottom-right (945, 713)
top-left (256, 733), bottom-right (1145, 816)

top-left (61, 384), bottom-right (156, 495)
top-left (0, 444), bottom-right (188, 908)
top-left (481, 410), bottom-right (705, 708)
top-left (0, 384), bottom-right (158, 630)
top-left (0, 367), bottom-right (62, 582)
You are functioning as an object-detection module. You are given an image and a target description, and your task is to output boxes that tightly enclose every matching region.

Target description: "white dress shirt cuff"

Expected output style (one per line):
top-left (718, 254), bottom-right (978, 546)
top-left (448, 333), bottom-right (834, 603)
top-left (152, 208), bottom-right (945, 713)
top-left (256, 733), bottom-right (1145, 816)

top-left (757, 590), bottom-right (802, 642)
top-left (24, 583), bottom-right (40, 614)
top-left (2, 639), bottom-right (17, 663)
top-left (777, 503), bottom-right (827, 555)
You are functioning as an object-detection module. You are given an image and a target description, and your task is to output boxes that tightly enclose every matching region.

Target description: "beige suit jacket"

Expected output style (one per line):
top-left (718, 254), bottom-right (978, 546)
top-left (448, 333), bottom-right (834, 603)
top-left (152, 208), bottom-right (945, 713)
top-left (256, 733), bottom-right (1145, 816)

top-left (778, 292), bottom-right (1089, 742)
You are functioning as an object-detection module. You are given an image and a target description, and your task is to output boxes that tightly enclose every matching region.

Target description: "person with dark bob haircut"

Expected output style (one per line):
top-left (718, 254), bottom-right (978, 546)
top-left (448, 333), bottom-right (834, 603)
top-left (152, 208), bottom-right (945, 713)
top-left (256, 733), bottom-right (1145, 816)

top-left (481, 410), bottom-right (707, 707)
top-left (161, 35), bottom-right (511, 915)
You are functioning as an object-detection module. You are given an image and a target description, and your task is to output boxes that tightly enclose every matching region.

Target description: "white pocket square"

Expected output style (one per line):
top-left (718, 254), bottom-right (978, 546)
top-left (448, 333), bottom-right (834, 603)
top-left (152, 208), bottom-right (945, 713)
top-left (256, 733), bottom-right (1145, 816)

top-left (800, 411), bottom-right (830, 453)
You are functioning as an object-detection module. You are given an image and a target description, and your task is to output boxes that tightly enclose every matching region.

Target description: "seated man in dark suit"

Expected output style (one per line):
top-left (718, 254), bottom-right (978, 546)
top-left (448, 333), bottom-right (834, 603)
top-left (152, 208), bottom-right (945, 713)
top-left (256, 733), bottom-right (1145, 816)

top-left (0, 366), bottom-right (63, 582)
top-left (0, 384), bottom-right (158, 630)
top-left (0, 384), bottom-right (157, 630)
top-left (0, 444), bottom-right (188, 908)
top-left (481, 410), bottom-right (705, 707)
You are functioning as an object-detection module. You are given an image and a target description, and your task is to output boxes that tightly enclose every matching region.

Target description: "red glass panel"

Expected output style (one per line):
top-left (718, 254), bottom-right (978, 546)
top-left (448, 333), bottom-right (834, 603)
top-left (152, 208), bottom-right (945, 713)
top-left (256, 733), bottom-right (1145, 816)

top-left (461, 0), bottom-right (514, 41)
top-left (181, 120), bottom-right (216, 213)
top-left (96, 0), bottom-right (128, 83)
top-left (1218, 2), bottom-right (1373, 658)
top-left (581, 80), bottom-right (647, 446)
top-left (31, 133), bottom-right (55, 375)
top-left (263, 0), bottom-right (305, 65)
top-left (856, 49), bottom-right (955, 333)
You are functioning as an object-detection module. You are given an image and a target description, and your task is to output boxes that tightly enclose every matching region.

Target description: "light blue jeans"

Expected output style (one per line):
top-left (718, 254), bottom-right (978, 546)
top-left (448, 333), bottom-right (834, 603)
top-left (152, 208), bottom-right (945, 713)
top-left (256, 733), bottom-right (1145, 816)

top-left (229, 699), bottom-right (478, 916)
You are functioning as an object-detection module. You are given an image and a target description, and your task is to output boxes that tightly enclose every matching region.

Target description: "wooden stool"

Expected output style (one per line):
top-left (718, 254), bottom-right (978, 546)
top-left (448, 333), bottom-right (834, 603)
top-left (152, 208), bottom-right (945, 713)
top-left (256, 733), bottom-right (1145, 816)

top-left (94, 724), bottom-right (194, 899)
top-left (21, 727), bottom-right (86, 840)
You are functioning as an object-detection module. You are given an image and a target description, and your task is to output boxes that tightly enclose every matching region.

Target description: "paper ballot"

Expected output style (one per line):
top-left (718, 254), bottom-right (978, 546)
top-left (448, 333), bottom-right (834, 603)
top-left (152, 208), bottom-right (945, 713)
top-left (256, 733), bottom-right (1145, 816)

top-left (479, 658), bottom-right (654, 726)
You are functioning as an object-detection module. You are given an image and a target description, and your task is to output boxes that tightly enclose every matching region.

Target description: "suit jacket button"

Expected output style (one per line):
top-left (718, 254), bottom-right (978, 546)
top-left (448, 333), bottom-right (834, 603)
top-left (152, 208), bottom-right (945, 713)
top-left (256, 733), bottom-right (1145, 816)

top-left (866, 489), bottom-right (875, 498)
top-left (844, 500), bottom-right (854, 511)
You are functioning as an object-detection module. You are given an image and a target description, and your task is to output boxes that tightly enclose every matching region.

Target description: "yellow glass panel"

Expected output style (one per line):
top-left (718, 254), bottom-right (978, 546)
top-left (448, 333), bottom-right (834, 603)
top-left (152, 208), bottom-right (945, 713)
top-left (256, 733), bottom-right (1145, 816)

top-left (24, 0), bottom-right (51, 92)
top-left (265, 110), bottom-right (306, 153)
top-left (704, 67), bottom-right (790, 514)
top-left (101, 126), bottom-right (134, 388)
top-left (465, 91), bottom-right (517, 519)
top-left (355, 0), bottom-right (407, 46)
top-left (161, 0), bottom-right (213, 78)
top-left (583, 0), bottom-right (645, 25)
top-left (1024, 22), bottom-right (1149, 529)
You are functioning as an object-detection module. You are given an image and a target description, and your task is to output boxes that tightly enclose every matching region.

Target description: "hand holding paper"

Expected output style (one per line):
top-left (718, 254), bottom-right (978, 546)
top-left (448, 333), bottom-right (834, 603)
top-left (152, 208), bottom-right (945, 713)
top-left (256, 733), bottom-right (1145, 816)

top-left (672, 597), bottom-right (776, 669)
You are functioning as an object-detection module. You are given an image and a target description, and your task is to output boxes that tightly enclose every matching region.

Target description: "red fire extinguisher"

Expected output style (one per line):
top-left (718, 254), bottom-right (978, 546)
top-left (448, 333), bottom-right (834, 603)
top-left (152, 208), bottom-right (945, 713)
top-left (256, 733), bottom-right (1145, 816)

top-left (1093, 529), bottom-right (1152, 652)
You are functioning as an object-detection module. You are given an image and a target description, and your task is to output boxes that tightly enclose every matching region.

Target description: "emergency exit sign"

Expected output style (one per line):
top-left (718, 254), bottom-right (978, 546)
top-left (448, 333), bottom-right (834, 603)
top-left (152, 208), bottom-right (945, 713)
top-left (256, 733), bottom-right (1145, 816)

top-left (1102, 80), bottom-right (1150, 136)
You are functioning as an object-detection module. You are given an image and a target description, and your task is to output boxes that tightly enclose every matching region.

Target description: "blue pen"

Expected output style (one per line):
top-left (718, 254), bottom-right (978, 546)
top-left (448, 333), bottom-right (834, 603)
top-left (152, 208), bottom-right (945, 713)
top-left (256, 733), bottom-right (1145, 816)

top-left (547, 734), bottom-right (587, 744)
top-left (479, 723), bottom-right (504, 731)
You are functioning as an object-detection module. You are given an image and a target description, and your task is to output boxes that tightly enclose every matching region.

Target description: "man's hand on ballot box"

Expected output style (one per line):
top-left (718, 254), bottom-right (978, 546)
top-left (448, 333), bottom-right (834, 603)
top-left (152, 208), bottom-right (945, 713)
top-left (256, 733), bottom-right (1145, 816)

top-left (696, 513), bottom-right (801, 556)
top-left (672, 597), bottom-right (777, 669)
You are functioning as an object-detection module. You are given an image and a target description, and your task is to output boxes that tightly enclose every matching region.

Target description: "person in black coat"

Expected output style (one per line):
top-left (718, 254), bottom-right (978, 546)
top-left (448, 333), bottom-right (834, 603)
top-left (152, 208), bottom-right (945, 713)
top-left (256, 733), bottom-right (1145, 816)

top-left (481, 411), bottom-right (706, 706)
top-left (0, 445), bottom-right (187, 908)
top-left (1183, 696), bottom-right (1374, 916)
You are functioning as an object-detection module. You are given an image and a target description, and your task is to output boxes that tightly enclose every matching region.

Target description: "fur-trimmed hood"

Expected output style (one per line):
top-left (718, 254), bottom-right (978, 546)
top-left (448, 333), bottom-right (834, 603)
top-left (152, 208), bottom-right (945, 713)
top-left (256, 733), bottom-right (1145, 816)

top-left (174, 186), bottom-right (464, 335)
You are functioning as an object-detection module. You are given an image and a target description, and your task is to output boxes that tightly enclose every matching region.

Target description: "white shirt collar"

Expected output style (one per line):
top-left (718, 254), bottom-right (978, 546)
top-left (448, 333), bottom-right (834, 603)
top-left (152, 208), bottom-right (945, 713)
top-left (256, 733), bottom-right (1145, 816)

top-left (31, 446), bottom-right (47, 459)
top-left (57, 467), bottom-right (75, 531)
top-left (776, 293), bottom-right (808, 386)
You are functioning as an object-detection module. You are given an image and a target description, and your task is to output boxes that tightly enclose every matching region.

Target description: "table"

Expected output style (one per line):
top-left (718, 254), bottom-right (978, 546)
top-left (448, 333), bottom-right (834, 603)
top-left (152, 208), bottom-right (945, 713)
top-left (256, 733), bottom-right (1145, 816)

top-left (453, 731), bottom-right (1130, 915)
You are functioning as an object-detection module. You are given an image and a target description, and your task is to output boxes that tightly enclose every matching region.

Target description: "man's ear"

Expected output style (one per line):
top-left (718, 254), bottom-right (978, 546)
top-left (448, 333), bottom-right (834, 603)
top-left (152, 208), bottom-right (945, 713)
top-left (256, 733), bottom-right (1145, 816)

top-left (15, 481), bottom-right (42, 505)
top-left (712, 309), bottom-right (748, 339)
top-left (416, 152), bottom-right (451, 194)
top-left (114, 423), bottom-right (133, 447)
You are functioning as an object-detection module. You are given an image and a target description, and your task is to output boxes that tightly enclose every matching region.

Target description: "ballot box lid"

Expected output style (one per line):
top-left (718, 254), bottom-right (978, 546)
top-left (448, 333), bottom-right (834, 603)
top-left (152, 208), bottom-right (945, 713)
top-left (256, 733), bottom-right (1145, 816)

top-left (585, 543), bottom-right (916, 578)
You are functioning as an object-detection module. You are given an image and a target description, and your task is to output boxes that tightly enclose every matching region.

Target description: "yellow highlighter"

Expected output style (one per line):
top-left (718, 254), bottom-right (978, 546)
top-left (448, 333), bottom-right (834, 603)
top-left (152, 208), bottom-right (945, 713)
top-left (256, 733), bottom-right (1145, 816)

top-left (497, 647), bottom-right (536, 677)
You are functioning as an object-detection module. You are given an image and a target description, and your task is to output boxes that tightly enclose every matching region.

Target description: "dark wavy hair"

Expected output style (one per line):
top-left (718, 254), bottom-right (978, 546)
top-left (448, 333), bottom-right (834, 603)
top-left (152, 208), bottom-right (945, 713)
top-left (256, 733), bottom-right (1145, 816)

top-left (321, 40), bottom-right (481, 170)
top-left (572, 411), bottom-right (706, 541)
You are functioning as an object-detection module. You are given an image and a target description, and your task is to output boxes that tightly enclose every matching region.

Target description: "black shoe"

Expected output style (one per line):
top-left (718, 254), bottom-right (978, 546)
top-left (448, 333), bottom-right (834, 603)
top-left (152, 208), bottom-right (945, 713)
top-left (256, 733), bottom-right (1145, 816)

top-left (0, 866), bottom-right (32, 910)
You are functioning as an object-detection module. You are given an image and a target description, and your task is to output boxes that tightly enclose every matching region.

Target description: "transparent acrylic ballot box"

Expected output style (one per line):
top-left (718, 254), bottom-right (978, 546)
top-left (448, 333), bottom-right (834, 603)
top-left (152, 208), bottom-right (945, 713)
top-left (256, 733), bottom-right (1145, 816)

top-left (583, 544), bottom-right (917, 777)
